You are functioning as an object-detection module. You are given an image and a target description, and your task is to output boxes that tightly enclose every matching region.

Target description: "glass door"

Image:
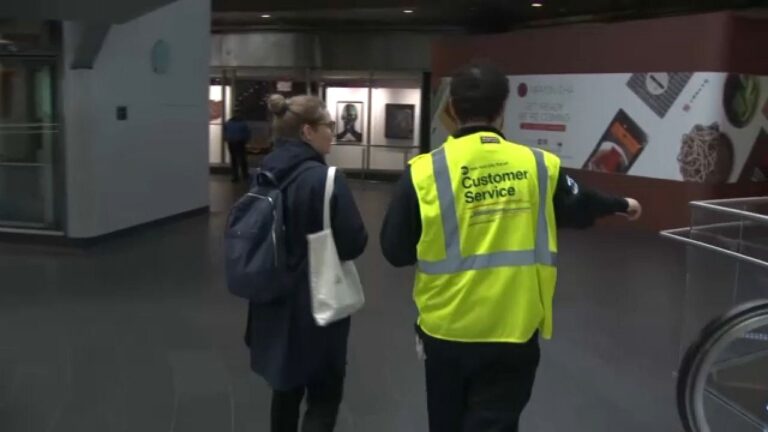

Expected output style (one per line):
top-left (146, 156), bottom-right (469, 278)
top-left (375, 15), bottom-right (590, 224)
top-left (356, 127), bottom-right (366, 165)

top-left (0, 56), bottom-right (59, 230)
top-left (209, 67), bottom-right (317, 167)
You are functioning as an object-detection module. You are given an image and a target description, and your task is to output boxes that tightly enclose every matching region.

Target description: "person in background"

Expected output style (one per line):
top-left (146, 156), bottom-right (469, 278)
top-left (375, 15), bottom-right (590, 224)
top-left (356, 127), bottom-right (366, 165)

top-left (380, 62), bottom-right (642, 432)
top-left (224, 112), bottom-right (252, 183)
top-left (246, 94), bottom-right (367, 432)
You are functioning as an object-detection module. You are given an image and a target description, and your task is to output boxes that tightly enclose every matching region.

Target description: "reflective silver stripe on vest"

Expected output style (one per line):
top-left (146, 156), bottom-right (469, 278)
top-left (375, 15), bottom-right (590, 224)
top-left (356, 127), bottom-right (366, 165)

top-left (418, 146), bottom-right (556, 275)
top-left (433, 147), bottom-right (462, 262)
top-left (532, 148), bottom-right (556, 267)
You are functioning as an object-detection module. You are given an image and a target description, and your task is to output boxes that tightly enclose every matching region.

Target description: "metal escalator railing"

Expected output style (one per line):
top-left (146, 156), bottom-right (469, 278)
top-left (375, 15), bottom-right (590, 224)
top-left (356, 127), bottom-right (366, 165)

top-left (677, 300), bottom-right (768, 432)
top-left (661, 197), bottom-right (768, 432)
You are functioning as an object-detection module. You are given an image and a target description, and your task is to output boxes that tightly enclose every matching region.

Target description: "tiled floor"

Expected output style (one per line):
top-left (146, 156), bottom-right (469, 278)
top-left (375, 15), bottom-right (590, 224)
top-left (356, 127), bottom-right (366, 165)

top-left (0, 176), bottom-right (687, 431)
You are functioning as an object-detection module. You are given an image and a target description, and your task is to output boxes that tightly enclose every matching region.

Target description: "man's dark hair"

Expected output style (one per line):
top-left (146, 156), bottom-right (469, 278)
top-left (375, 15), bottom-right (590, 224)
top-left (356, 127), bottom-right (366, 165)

top-left (450, 62), bottom-right (510, 124)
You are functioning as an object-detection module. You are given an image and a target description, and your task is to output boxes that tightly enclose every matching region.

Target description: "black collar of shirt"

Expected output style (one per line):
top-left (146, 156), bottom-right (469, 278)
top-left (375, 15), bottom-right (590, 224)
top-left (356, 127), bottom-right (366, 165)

top-left (452, 125), bottom-right (506, 140)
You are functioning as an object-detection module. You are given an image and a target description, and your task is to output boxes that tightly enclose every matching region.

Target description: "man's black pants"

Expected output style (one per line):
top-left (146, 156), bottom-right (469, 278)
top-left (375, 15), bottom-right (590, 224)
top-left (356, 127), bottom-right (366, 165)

top-left (420, 328), bottom-right (540, 432)
top-left (227, 140), bottom-right (249, 181)
top-left (270, 369), bottom-right (345, 432)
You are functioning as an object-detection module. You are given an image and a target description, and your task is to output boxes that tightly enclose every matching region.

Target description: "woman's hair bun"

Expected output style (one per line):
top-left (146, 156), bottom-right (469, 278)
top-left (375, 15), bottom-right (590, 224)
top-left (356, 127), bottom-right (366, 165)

top-left (268, 94), bottom-right (290, 117)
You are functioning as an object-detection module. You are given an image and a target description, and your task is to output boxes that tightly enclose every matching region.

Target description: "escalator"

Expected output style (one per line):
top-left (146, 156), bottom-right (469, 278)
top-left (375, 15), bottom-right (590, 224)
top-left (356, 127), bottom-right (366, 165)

top-left (677, 300), bottom-right (768, 432)
top-left (662, 197), bottom-right (768, 432)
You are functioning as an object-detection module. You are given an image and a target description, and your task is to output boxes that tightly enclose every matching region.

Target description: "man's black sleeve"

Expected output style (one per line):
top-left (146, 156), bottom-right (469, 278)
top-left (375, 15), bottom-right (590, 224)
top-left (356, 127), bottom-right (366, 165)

top-left (554, 168), bottom-right (629, 229)
top-left (380, 168), bottom-right (421, 267)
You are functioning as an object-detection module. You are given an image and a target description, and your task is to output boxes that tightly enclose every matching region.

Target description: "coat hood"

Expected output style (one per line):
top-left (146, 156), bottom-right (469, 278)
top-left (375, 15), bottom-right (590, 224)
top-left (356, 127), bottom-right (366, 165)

top-left (261, 138), bottom-right (326, 182)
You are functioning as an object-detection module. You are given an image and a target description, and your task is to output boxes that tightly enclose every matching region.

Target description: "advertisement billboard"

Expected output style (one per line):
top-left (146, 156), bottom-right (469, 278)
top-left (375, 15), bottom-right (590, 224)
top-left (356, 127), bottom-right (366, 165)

top-left (432, 72), bottom-right (768, 184)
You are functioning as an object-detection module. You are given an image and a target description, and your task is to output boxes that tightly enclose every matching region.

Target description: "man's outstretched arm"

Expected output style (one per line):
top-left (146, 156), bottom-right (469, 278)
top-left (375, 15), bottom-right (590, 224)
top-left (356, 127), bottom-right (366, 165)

top-left (554, 170), bottom-right (641, 228)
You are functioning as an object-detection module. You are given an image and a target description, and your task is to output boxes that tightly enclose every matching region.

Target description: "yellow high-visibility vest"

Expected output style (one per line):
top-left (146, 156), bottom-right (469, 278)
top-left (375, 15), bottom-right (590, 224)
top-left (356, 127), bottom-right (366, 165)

top-left (410, 131), bottom-right (560, 342)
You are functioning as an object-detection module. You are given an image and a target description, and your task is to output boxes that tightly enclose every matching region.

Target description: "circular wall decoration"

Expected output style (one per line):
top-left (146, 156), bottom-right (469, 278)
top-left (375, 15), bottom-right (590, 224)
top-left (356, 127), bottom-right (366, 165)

top-left (150, 39), bottom-right (171, 75)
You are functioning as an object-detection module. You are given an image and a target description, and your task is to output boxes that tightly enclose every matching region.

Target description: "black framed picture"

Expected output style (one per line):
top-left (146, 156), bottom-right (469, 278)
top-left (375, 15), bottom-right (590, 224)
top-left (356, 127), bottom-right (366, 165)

top-left (335, 101), bottom-right (364, 143)
top-left (385, 104), bottom-right (415, 139)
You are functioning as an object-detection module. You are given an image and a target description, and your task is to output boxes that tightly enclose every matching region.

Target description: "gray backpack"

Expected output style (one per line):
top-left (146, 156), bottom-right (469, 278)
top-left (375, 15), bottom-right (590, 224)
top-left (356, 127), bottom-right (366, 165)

top-left (225, 163), bottom-right (316, 302)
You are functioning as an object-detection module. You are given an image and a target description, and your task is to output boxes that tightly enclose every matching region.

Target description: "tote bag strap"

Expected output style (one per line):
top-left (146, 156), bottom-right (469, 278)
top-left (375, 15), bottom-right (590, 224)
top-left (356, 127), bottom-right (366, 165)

top-left (323, 167), bottom-right (337, 230)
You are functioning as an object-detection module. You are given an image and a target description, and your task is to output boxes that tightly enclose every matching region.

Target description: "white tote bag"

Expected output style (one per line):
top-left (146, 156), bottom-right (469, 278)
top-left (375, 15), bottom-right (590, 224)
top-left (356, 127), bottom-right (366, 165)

top-left (307, 167), bottom-right (365, 326)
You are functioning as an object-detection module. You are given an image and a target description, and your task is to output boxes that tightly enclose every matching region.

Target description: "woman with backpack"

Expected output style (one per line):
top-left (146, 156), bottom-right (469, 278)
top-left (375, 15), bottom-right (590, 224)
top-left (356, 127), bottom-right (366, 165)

top-left (245, 94), bottom-right (368, 432)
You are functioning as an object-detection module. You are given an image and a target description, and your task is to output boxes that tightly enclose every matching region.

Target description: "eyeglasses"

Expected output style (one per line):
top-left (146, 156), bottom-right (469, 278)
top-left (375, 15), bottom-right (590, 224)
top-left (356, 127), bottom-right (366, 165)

top-left (317, 120), bottom-right (336, 130)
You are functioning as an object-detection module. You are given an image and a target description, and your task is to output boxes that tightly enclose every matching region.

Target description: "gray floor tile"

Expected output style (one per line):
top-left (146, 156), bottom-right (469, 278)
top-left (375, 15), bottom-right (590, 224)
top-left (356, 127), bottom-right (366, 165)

top-left (0, 176), bottom-right (687, 431)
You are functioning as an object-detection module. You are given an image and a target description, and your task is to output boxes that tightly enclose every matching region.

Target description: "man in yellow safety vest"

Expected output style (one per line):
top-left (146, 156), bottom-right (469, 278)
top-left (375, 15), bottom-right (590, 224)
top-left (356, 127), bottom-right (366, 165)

top-left (380, 62), bottom-right (642, 432)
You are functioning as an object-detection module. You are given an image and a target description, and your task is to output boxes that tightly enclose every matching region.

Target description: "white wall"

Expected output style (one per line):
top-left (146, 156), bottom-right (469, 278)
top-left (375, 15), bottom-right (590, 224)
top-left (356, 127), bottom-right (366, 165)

top-left (325, 86), bottom-right (421, 171)
top-left (208, 85), bottom-right (232, 165)
top-left (370, 87), bottom-right (421, 148)
top-left (62, 0), bottom-right (210, 238)
top-left (370, 87), bottom-right (421, 171)
top-left (325, 87), bottom-right (370, 170)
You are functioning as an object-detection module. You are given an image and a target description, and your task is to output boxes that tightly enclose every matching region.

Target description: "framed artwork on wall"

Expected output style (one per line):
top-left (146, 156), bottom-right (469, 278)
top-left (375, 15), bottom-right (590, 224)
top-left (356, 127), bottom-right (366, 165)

top-left (335, 101), bottom-right (364, 143)
top-left (385, 103), bottom-right (416, 139)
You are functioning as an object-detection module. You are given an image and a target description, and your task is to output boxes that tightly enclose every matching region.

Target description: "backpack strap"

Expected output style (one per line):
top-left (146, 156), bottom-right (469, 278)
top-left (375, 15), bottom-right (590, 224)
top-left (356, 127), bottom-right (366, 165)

top-left (255, 170), bottom-right (278, 186)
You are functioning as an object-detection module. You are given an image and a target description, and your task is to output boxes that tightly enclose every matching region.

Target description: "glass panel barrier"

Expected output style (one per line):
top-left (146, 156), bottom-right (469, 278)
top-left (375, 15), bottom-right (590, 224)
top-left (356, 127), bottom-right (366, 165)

top-left (662, 198), bottom-right (768, 432)
top-left (0, 57), bottom-right (59, 230)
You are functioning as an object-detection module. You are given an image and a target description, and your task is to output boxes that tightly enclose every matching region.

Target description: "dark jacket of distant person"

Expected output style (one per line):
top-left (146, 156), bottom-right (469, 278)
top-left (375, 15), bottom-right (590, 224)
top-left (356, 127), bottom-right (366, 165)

top-left (224, 115), bottom-right (251, 143)
top-left (244, 137), bottom-right (368, 391)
